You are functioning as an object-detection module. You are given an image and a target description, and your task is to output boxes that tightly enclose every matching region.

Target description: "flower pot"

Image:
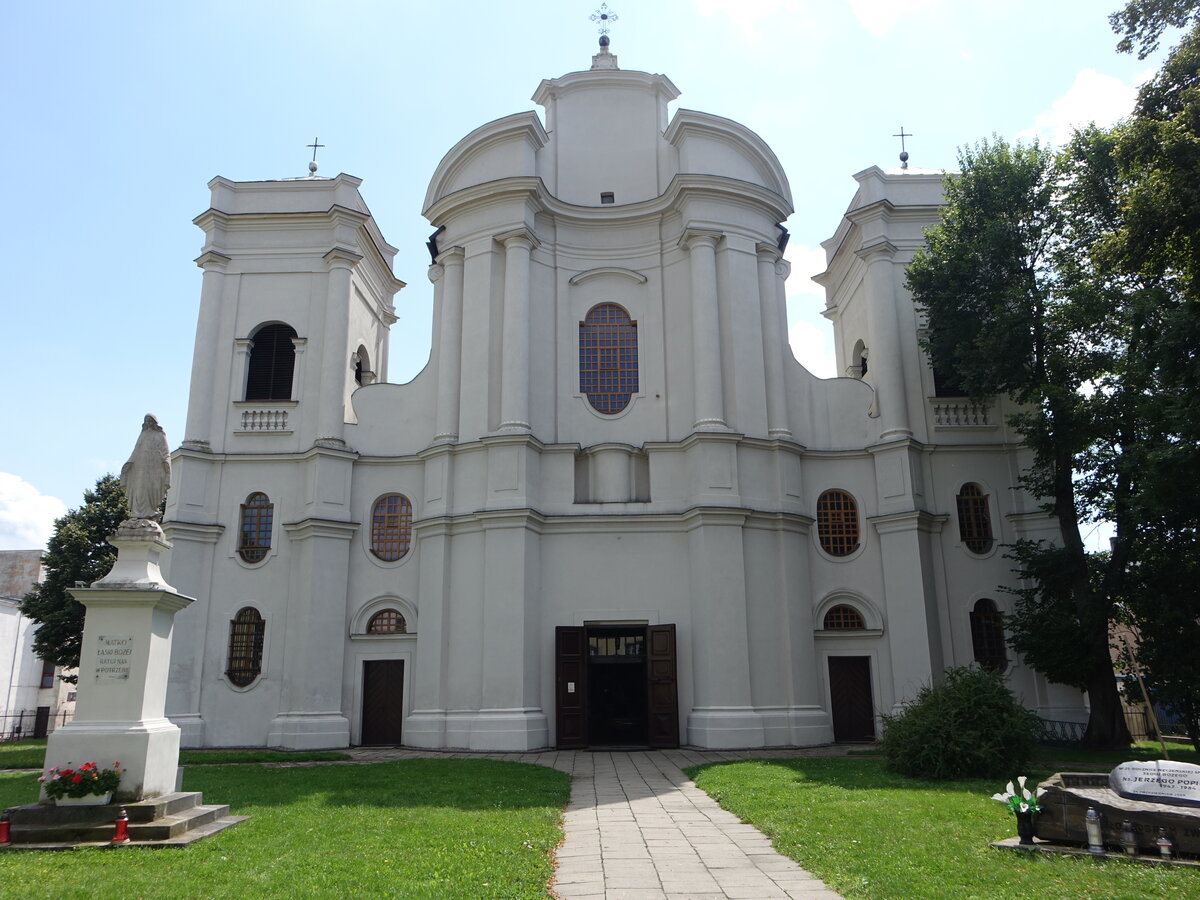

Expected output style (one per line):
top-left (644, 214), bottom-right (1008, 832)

top-left (1015, 810), bottom-right (1036, 846)
top-left (55, 792), bottom-right (112, 807)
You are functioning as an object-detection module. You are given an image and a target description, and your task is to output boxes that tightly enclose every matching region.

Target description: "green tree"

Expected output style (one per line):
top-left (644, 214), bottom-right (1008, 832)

top-left (906, 138), bottom-right (1133, 748)
top-left (1104, 20), bottom-right (1200, 750)
top-left (21, 475), bottom-right (128, 679)
top-left (1111, 0), bottom-right (1200, 57)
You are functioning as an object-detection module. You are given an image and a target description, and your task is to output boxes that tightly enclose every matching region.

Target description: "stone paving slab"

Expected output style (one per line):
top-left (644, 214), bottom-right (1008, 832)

top-left (346, 744), bottom-right (849, 898)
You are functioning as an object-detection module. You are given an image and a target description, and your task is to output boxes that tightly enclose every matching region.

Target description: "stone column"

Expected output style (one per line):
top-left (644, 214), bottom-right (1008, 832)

top-left (757, 244), bottom-right (792, 438)
top-left (498, 230), bottom-right (536, 432)
top-left (873, 511), bottom-right (946, 709)
top-left (316, 247), bottom-right (362, 444)
top-left (434, 247), bottom-right (465, 442)
top-left (684, 509), bottom-right (763, 748)
top-left (857, 240), bottom-right (911, 438)
top-left (683, 230), bottom-right (727, 431)
top-left (183, 251), bottom-right (230, 450)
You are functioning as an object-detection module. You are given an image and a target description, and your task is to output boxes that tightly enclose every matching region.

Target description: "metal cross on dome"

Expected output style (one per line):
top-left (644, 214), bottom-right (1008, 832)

top-left (893, 127), bottom-right (912, 170)
top-left (591, 3), bottom-right (618, 34)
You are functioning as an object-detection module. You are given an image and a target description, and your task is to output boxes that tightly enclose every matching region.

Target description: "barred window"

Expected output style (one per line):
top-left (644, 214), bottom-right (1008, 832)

top-left (245, 323), bottom-right (298, 401)
top-left (367, 609), bottom-right (408, 634)
top-left (226, 607), bottom-right (265, 687)
top-left (579, 303), bottom-right (639, 414)
top-left (970, 598), bottom-right (1007, 672)
top-left (956, 483), bottom-right (994, 554)
top-left (238, 492), bottom-right (274, 563)
top-left (816, 489), bottom-right (860, 557)
top-left (823, 604), bottom-right (866, 630)
top-left (371, 494), bottom-right (413, 561)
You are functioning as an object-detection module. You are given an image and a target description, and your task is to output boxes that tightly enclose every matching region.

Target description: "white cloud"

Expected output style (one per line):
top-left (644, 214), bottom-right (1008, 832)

top-left (691, 0), bottom-right (805, 39)
top-left (1018, 68), bottom-right (1140, 146)
top-left (0, 473), bottom-right (66, 552)
top-left (847, 0), bottom-right (940, 37)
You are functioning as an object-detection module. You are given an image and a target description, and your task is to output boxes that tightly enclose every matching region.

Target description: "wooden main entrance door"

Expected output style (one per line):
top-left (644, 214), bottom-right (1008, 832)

top-left (828, 656), bottom-right (875, 742)
top-left (361, 659), bottom-right (404, 745)
top-left (555, 624), bottom-right (679, 749)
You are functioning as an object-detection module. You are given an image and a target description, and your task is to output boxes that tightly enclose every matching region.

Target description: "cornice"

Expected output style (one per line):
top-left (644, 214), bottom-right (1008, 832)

top-left (425, 172), bottom-right (791, 230)
top-left (568, 266), bottom-right (648, 286)
top-left (869, 510), bottom-right (949, 535)
top-left (282, 518), bottom-right (360, 541)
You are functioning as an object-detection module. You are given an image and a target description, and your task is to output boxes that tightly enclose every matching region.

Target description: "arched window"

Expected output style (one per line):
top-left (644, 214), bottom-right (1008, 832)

top-left (226, 607), bottom-right (265, 687)
top-left (970, 598), bottom-right (1007, 672)
top-left (354, 345), bottom-right (372, 387)
top-left (579, 303), bottom-right (639, 414)
top-left (816, 489), bottom-right (860, 557)
top-left (367, 609), bottom-right (408, 634)
top-left (956, 483), bottom-right (994, 554)
top-left (371, 494), bottom-right (413, 561)
top-left (238, 492), bottom-right (273, 563)
top-left (245, 323), bottom-right (298, 401)
top-left (823, 604), bottom-right (866, 630)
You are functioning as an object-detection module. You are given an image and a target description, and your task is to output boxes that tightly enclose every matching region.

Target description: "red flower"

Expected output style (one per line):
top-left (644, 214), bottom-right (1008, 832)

top-left (71, 775), bottom-right (82, 784)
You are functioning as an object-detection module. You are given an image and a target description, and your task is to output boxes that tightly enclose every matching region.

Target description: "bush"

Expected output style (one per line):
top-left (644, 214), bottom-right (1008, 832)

top-left (879, 666), bottom-right (1043, 780)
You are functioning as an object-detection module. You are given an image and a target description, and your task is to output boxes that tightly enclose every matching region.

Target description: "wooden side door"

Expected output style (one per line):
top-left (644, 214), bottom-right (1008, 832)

top-left (828, 656), bottom-right (875, 742)
top-left (555, 626), bottom-right (587, 749)
top-left (646, 624), bottom-right (680, 748)
top-left (361, 659), bottom-right (405, 745)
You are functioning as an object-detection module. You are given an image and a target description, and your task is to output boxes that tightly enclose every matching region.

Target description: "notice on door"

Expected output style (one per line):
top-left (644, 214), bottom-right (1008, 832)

top-left (96, 635), bottom-right (133, 680)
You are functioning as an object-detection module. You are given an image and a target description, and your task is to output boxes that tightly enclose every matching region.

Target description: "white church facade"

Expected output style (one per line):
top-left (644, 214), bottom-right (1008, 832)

top-left (162, 43), bottom-right (1086, 751)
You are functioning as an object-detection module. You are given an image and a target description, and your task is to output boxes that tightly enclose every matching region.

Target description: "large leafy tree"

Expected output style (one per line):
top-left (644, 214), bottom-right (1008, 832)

top-left (1111, 0), bottom-right (1200, 57)
top-left (1104, 19), bottom-right (1200, 750)
top-left (21, 475), bottom-right (128, 679)
top-left (906, 139), bottom-right (1132, 748)
top-left (907, 12), bottom-right (1200, 750)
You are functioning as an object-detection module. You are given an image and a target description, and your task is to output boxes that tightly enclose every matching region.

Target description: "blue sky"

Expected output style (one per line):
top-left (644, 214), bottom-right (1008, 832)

top-left (0, 0), bottom-right (1163, 550)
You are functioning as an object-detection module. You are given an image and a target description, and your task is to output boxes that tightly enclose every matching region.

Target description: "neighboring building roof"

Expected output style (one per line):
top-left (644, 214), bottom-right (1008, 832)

top-left (0, 549), bottom-right (43, 602)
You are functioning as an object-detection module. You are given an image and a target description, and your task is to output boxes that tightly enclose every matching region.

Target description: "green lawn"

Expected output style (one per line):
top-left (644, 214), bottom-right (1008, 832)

top-left (0, 740), bottom-right (350, 770)
top-left (687, 757), bottom-right (1198, 899)
top-left (0, 758), bottom-right (569, 899)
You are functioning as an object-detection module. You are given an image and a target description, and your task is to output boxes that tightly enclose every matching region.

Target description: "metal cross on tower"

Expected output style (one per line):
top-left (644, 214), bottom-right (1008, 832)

top-left (306, 137), bottom-right (325, 176)
top-left (893, 127), bottom-right (912, 170)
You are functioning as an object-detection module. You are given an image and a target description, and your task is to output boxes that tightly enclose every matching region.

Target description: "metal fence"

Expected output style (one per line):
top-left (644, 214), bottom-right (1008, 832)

top-left (1041, 710), bottom-right (1190, 747)
top-left (0, 708), bottom-right (72, 742)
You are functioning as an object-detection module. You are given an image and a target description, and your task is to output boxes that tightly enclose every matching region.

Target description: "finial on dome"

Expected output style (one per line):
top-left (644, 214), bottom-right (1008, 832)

top-left (306, 137), bottom-right (325, 177)
top-left (893, 127), bottom-right (912, 170)
top-left (590, 4), bottom-right (619, 69)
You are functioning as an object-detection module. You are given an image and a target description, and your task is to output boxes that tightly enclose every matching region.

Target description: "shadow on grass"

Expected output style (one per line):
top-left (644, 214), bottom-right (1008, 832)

top-left (688, 756), bottom-right (1054, 796)
top-left (2, 758), bottom-right (569, 814)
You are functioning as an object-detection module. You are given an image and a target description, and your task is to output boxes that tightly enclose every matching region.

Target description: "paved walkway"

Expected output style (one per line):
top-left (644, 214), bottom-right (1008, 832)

top-left (344, 746), bottom-right (844, 899)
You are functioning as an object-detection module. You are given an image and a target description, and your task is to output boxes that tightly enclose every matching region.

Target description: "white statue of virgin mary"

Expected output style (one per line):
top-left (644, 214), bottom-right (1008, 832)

top-left (120, 414), bottom-right (171, 521)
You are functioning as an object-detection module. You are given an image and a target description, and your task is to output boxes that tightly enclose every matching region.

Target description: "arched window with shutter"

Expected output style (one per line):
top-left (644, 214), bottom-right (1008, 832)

top-left (370, 494), bottom-right (413, 561)
top-left (245, 323), bottom-right (298, 401)
top-left (579, 303), bottom-right (639, 414)
top-left (816, 489), bottom-right (860, 557)
top-left (226, 607), bottom-right (265, 687)
top-left (238, 492), bottom-right (273, 563)
top-left (956, 483), bottom-right (994, 554)
top-left (970, 598), bottom-right (1007, 672)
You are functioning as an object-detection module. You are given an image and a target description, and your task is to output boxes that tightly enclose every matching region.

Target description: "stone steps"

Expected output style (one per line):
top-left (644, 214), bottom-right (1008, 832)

top-left (2, 791), bottom-right (247, 849)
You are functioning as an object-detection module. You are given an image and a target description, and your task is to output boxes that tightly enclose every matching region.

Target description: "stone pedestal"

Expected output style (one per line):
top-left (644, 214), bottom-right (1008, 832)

top-left (42, 523), bottom-right (193, 802)
top-left (1035, 772), bottom-right (1200, 855)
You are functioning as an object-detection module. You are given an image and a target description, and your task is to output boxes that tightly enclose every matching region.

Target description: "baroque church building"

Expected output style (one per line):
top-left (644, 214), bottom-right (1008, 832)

top-left (162, 41), bottom-right (1086, 751)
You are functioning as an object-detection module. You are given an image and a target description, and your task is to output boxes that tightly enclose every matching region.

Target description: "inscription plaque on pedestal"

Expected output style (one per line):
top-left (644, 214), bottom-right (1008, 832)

top-left (1111, 761), bottom-right (1200, 808)
top-left (96, 635), bottom-right (133, 680)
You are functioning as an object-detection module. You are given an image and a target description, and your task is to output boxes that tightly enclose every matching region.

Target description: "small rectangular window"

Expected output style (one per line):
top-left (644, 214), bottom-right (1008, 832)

top-left (40, 660), bottom-right (55, 689)
top-left (600, 192), bottom-right (615, 204)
